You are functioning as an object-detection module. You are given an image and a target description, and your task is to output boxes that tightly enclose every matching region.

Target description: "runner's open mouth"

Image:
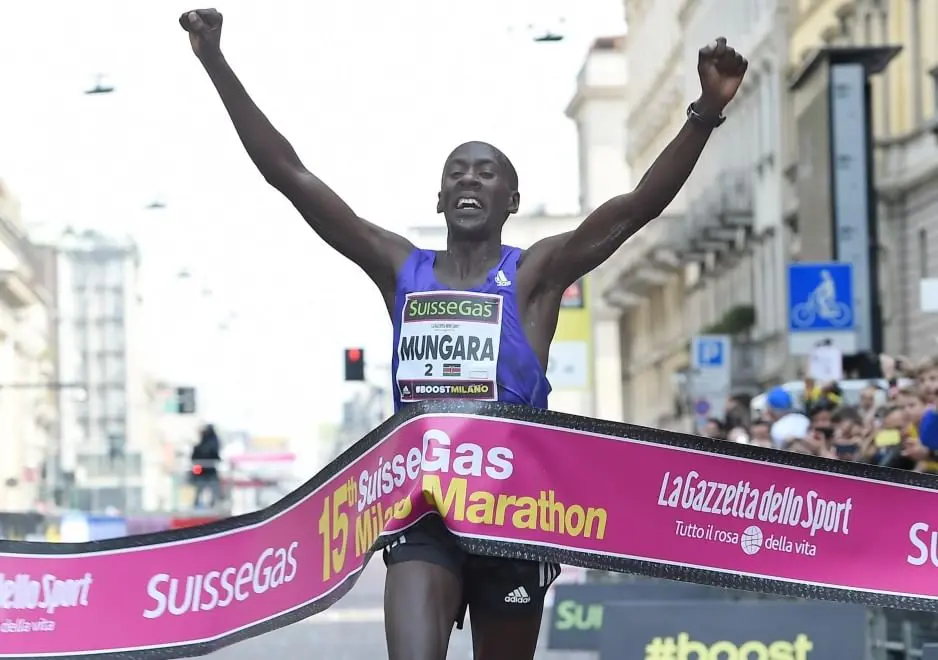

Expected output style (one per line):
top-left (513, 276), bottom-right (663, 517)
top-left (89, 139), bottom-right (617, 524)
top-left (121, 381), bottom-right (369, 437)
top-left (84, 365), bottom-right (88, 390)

top-left (455, 197), bottom-right (483, 210)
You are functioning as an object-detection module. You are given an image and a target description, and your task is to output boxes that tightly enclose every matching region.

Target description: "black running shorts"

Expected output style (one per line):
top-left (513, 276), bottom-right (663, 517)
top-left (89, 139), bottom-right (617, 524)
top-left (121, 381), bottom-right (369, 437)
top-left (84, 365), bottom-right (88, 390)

top-left (382, 515), bottom-right (561, 628)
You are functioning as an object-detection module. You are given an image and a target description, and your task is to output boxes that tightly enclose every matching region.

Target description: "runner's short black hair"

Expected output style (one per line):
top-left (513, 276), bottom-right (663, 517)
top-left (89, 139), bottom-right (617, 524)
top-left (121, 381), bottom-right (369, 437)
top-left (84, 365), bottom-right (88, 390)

top-left (495, 149), bottom-right (519, 190)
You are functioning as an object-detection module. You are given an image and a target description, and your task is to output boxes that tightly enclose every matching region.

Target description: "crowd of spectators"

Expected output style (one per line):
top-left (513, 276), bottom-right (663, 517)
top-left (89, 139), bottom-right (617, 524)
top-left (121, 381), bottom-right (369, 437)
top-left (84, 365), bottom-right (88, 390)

top-left (702, 354), bottom-right (938, 472)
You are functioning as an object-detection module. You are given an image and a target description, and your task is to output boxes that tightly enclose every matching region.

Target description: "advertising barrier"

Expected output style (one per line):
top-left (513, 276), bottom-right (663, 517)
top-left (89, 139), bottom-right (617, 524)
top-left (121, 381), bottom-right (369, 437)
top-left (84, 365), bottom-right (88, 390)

top-left (84, 517), bottom-right (126, 542)
top-left (125, 517), bottom-right (173, 537)
top-left (0, 514), bottom-right (54, 543)
top-left (4, 400), bottom-right (938, 659)
top-left (548, 580), bottom-right (736, 651)
top-left (168, 516), bottom-right (223, 531)
top-left (598, 601), bottom-right (867, 659)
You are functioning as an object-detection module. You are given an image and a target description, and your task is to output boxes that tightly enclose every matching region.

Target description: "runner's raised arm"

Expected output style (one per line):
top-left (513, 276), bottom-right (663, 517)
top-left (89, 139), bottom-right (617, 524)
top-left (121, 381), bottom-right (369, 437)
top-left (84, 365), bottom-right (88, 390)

top-left (179, 9), bottom-right (413, 298)
top-left (521, 38), bottom-right (748, 296)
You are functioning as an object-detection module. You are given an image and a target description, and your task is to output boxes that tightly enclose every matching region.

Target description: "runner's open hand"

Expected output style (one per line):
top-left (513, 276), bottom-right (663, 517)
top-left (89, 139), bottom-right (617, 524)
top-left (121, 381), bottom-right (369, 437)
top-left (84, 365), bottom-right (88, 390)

top-left (179, 8), bottom-right (223, 60)
top-left (696, 37), bottom-right (748, 114)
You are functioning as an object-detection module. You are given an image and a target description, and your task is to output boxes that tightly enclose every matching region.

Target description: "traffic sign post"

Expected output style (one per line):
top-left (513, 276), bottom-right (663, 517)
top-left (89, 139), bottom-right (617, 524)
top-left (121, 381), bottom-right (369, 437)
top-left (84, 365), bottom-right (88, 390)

top-left (689, 335), bottom-right (731, 431)
top-left (787, 262), bottom-right (859, 356)
top-left (691, 335), bottom-right (731, 391)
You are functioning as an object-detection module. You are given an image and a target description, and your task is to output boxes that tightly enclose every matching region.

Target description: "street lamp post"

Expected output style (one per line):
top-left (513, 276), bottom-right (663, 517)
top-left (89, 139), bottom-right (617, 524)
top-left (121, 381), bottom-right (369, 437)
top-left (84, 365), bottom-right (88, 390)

top-left (80, 75), bottom-right (150, 514)
top-left (84, 74), bottom-right (114, 96)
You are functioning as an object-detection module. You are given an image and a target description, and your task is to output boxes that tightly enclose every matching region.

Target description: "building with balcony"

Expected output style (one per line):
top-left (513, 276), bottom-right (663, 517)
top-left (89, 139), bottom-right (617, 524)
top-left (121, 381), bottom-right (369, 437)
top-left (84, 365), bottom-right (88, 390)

top-left (39, 228), bottom-right (156, 513)
top-left (595, 0), bottom-right (791, 430)
top-left (565, 35), bottom-right (629, 422)
top-left (0, 180), bottom-right (57, 512)
top-left (678, 0), bottom-right (792, 396)
top-left (785, 0), bottom-right (938, 360)
top-left (787, 0), bottom-right (938, 358)
top-left (594, 0), bottom-right (693, 429)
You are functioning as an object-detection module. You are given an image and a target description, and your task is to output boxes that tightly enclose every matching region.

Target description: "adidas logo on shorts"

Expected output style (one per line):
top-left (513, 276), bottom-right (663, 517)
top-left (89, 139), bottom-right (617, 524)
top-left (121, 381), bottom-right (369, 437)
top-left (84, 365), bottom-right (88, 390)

top-left (504, 587), bottom-right (531, 604)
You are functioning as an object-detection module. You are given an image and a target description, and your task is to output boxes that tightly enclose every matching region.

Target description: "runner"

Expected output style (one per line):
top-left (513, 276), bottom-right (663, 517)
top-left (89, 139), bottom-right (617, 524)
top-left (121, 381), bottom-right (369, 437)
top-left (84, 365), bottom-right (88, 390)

top-left (179, 9), bottom-right (747, 659)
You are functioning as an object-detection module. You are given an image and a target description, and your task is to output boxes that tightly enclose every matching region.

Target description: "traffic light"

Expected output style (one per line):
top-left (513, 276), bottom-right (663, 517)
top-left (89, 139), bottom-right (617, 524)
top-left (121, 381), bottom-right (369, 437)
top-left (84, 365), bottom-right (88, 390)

top-left (344, 348), bottom-right (365, 381)
top-left (176, 387), bottom-right (197, 414)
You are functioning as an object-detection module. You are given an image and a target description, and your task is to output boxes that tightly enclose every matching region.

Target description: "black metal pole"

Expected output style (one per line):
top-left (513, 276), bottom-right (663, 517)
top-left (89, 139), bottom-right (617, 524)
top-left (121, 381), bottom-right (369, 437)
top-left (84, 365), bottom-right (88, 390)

top-left (864, 78), bottom-right (884, 356)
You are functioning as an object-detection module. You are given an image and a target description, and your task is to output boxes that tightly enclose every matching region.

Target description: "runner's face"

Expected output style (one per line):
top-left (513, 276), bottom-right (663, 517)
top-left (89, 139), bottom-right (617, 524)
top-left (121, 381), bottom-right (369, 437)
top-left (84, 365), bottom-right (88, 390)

top-left (438, 142), bottom-right (518, 237)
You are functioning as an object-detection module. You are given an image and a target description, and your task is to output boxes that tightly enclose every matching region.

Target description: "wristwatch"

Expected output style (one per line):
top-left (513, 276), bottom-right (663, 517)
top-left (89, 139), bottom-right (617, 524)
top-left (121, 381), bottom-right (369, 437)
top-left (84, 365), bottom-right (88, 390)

top-left (686, 101), bottom-right (726, 129)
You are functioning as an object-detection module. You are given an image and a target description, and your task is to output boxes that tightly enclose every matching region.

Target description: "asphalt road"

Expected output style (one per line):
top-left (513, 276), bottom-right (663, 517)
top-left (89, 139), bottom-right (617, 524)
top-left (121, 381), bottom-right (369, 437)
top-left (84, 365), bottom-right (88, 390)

top-left (210, 559), bottom-right (589, 660)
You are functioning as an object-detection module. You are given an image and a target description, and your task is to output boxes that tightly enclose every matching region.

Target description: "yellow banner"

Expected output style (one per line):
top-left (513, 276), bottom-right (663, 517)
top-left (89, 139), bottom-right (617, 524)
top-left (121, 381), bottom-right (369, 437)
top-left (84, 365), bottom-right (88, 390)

top-left (549, 277), bottom-right (593, 391)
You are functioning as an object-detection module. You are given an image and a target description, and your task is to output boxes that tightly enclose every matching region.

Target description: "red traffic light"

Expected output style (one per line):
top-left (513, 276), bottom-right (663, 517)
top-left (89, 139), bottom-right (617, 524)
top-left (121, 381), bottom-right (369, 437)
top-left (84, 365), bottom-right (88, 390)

top-left (347, 348), bottom-right (362, 362)
top-left (191, 464), bottom-right (203, 476)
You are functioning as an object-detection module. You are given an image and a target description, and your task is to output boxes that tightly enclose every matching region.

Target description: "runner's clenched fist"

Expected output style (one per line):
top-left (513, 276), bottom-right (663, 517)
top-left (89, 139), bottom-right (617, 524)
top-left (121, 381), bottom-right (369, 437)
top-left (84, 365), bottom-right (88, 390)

top-left (179, 9), bottom-right (223, 60)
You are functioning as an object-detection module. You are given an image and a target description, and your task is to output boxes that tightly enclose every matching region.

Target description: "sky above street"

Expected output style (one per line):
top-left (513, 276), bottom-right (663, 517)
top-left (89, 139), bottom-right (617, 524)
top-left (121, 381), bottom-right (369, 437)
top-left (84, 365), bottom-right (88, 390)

top-left (0, 0), bottom-right (625, 445)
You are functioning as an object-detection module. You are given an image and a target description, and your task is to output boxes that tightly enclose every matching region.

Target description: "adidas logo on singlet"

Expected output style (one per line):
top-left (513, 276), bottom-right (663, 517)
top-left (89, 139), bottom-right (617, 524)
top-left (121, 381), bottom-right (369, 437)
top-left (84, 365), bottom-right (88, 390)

top-left (494, 269), bottom-right (511, 287)
top-left (504, 586), bottom-right (531, 604)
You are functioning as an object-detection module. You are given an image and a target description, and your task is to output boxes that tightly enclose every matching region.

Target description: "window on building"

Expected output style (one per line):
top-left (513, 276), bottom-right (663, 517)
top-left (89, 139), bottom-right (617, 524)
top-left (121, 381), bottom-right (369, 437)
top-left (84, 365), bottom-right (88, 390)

top-left (107, 290), bottom-right (124, 319)
top-left (760, 73), bottom-right (772, 162)
top-left (910, 0), bottom-right (923, 125)
top-left (77, 452), bottom-right (116, 479)
top-left (85, 360), bottom-right (104, 386)
top-left (766, 68), bottom-right (777, 160)
top-left (863, 11), bottom-right (873, 44)
top-left (106, 389), bottom-right (127, 417)
top-left (124, 452), bottom-right (142, 476)
top-left (106, 416), bottom-right (127, 442)
top-left (878, 7), bottom-right (892, 135)
top-left (104, 322), bottom-right (126, 352)
top-left (930, 65), bottom-right (938, 114)
top-left (650, 290), bottom-right (665, 334)
top-left (740, 92), bottom-right (755, 168)
top-left (766, 234), bottom-right (781, 333)
top-left (91, 419), bottom-right (110, 446)
top-left (920, 228), bottom-right (928, 278)
top-left (130, 487), bottom-right (144, 511)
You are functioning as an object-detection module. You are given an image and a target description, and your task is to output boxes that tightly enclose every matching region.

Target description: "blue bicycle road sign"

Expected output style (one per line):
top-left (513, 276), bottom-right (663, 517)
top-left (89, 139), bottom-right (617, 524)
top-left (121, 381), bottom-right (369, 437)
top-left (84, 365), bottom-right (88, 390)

top-left (787, 263), bottom-right (855, 333)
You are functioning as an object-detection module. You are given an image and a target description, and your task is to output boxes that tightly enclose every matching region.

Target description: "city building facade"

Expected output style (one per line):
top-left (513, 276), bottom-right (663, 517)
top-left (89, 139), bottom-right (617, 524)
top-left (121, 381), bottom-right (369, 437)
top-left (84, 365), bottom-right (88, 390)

top-left (598, 0), bottom-right (695, 429)
top-left (565, 35), bottom-right (629, 423)
top-left (45, 229), bottom-right (157, 512)
top-left (800, 0), bottom-right (937, 358)
top-left (675, 0), bottom-right (792, 416)
top-left (598, 0), bottom-right (830, 430)
top-left (0, 180), bottom-right (57, 512)
top-left (597, 0), bottom-right (938, 428)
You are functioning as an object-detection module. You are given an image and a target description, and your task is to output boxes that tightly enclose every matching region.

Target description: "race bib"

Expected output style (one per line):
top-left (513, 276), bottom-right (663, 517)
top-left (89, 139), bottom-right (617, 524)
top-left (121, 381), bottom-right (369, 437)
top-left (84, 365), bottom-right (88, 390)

top-left (396, 291), bottom-right (502, 402)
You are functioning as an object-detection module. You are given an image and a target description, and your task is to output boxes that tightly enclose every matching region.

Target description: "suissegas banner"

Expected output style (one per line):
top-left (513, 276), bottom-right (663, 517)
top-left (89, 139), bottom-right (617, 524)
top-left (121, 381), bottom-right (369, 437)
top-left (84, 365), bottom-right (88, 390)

top-left (3, 400), bottom-right (938, 659)
top-left (598, 601), bottom-right (868, 659)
